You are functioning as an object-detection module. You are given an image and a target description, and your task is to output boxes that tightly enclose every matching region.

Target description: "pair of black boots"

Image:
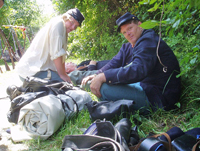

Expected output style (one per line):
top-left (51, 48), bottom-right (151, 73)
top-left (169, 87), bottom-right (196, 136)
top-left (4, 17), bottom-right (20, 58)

top-left (132, 126), bottom-right (200, 151)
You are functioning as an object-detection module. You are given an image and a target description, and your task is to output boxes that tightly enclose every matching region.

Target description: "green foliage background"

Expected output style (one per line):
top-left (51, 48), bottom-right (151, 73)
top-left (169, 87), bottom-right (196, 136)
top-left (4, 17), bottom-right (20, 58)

top-left (0, 0), bottom-right (55, 54)
top-left (0, 0), bottom-right (200, 149)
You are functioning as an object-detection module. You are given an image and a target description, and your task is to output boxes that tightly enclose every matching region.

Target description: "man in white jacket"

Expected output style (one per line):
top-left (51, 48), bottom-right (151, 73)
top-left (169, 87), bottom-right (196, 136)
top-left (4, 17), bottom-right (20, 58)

top-left (16, 8), bottom-right (84, 83)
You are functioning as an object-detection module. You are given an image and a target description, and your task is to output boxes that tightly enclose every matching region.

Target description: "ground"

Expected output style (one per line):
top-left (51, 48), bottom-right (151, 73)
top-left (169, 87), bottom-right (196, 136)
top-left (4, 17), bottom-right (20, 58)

top-left (0, 65), bottom-right (29, 151)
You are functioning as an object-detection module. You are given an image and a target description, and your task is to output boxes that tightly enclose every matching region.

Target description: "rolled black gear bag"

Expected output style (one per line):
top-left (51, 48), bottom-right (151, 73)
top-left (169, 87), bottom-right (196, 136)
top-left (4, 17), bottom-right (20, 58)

top-left (7, 91), bottom-right (47, 124)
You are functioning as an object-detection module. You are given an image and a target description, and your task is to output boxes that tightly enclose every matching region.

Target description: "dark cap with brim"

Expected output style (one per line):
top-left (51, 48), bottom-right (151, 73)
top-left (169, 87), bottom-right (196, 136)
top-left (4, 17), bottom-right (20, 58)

top-left (116, 12), bottom-right (139, 32)
top-left (66, 8), bottom-right (85, 26)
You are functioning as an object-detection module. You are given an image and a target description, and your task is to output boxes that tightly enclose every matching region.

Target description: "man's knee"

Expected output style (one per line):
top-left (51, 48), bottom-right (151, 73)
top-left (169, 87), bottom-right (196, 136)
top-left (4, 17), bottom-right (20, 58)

top-left (99, 83), bottom-right (110, 100)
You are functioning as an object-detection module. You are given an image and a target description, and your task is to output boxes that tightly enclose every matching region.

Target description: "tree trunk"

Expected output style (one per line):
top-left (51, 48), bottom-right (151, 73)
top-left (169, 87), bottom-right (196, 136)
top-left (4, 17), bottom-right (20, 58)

top-left (0, 27), bottom-right (17, 69)
top-left (3, 58), bottom-right (10, 71)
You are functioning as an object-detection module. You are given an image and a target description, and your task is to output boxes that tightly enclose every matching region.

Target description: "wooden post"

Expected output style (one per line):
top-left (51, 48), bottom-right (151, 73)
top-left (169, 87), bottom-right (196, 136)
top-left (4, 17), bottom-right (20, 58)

top-left (25, 29), bottom-right (31, 44)
top-left (11, 27), bottom-right (18, 53)
top-left (7, 48), bottom-right (15, 69)
top-left (0, 27), bottom-right (17, 69)
top-left (3, 58), bottom-right (10, 71)
top-left (0, 67), bottom-right (3, 73)
top-left (0, 38), bottom-right (2, 55)
top-left (0, 38), bottom-right (3, 73)
top-left (11, 27), bottom-right (24, 55)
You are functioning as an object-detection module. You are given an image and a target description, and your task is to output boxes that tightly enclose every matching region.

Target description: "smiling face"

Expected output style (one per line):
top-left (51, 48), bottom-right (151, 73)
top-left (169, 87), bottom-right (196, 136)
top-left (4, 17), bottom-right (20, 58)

top-left (64, 16), bottom-right (80, 34)
top-left (120, 21), bottom-right (143, 47)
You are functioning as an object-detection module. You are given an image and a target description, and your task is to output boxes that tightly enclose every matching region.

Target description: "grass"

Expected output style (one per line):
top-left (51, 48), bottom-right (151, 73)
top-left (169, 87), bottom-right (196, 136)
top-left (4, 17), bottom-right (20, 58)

top-left (1, 57), bottom-right (200, 150)
top-left (24, 105), bottom-right (200, 150)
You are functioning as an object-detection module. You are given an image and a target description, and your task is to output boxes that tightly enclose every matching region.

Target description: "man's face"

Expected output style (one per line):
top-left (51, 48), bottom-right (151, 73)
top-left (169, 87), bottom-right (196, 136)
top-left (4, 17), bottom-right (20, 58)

top-left (120, 21), bottom-right (142, 47)
top-left (0, 0), bottom-right (4, 8)
top-left (65, 17), bottom-right (80, 33)
top-left (65, 62), bottom-right (77, 74)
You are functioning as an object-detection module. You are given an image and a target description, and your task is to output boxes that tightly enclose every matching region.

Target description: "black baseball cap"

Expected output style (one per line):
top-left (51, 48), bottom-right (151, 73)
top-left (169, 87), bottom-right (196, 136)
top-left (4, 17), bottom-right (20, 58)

top-left (116, 12), bottom-right (140, 32)
top-left (66, 8), bottom-right (85, 26)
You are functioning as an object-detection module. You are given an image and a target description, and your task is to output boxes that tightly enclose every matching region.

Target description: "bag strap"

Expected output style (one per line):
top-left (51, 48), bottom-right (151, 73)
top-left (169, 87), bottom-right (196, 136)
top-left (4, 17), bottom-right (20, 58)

top-left (61, 135), bottom-right (126, 151)
top-left (153, 132), bottom-right (173, 151)
top-left (129, 132), bottom-right (174, 151)
top-left (192, 138), bottom-right (200, 151)
top-left (59, 94), bottom-right (79, 115)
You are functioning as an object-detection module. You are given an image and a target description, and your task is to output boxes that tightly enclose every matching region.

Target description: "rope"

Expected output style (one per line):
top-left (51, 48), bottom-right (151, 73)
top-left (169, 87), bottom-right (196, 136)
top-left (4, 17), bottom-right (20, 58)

top-left (0, 96), bottom-right (9, 100)
top-left (156, 0), bottom-right (167, 73)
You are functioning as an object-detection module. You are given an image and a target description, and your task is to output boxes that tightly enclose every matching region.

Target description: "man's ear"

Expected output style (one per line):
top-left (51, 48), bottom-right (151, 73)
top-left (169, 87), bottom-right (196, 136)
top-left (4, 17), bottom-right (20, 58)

top-left (138, 21), bottom-right (142, 25)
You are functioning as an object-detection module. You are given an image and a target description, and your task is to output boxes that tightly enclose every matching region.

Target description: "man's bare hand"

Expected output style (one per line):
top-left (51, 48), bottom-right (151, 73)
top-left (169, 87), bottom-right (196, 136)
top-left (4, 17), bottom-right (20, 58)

top-left (60, 74), bottom-right (72, 83)
top-left (90, 73), bottom-right (106, 98)
top-left (54, 56), bottom-right (72, 83)
top-left (81, 74), bottom-right (96, 86)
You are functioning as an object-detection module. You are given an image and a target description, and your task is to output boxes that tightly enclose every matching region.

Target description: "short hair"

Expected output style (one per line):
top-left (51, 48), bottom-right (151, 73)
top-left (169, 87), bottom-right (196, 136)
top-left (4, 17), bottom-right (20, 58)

top-left (62, 13), bottom-right (72, 22)
top-left (125, 19), bottom-right (139, 25)
top-left (119, 20), bottom-right (140, 32)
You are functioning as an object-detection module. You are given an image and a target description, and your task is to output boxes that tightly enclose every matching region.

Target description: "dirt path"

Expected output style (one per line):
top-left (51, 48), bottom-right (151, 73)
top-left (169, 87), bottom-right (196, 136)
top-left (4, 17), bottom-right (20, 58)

top-left (0, 66), bottom-right (29, 151)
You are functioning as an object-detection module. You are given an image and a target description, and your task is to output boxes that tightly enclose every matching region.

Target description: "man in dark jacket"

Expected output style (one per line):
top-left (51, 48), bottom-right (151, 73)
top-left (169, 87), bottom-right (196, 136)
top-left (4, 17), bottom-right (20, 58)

top-left (81, 12), bottom-right (181, 113)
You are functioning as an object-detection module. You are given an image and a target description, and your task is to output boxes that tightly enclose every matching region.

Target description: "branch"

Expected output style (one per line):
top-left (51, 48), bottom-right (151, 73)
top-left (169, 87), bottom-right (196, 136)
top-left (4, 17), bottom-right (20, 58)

top-left (156, 0), bottom-right (167, 73)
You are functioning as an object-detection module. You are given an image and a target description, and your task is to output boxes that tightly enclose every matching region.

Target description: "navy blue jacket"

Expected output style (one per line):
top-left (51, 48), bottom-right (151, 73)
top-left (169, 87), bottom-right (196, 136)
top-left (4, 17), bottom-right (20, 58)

top-left (97, 29), bottom-right (181, 110)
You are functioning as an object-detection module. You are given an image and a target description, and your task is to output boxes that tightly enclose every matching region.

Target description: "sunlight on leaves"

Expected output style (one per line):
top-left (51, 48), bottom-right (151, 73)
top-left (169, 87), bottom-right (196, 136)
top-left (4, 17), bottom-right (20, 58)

top-left (140, 20), bottom-right (159, 29)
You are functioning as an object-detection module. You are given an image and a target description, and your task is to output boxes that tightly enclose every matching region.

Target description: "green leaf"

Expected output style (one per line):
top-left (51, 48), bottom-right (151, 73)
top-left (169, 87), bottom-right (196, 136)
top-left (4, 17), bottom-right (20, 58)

top-left (175, 102), bottom-right (181, 108)
top-left (149, 0), bottom-right (157, 5)
top-left (190, 58), bottom-right (197, 64)
top-left (192, 46), bottom-right (200, 51)
top-left (148, 2), bottom-right (160, 12)
top-left (194, 24), bottom-right (200, 33)
top-left (180, 56), bottom-right (190, 64)
top-left (172, 19), bottom-right (181, 28)
top-left (138, 0), bottom-right (150, 5)
top-left (139, 20), bottom-right (159, 29)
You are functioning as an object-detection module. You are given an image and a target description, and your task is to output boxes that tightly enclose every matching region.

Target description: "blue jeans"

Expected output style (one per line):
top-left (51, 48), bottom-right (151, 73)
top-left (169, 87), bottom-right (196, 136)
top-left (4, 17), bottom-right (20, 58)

top-left (69, 70), bottom-right (150, 112)
top-left (100, 82), bottom-right (150, 112)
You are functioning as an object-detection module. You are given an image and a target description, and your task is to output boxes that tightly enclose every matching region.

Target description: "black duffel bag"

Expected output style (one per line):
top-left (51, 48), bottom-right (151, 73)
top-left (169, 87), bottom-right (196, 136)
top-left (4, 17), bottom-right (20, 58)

top-left (85, 99), bottom-right (135, 121)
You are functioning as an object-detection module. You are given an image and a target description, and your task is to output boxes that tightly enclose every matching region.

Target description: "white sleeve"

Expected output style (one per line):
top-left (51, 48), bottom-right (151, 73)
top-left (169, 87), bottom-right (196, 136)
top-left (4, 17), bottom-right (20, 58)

top-left (49, 20), bottom-right (67, 61)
